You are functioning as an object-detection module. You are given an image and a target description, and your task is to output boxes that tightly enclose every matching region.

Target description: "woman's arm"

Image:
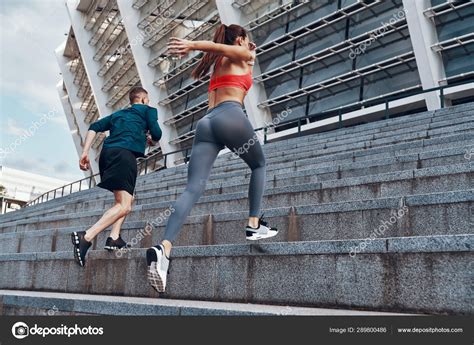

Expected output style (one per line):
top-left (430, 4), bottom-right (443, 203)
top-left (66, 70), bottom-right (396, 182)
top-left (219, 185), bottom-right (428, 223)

top-left (168, 37), bottom-right (254, 62)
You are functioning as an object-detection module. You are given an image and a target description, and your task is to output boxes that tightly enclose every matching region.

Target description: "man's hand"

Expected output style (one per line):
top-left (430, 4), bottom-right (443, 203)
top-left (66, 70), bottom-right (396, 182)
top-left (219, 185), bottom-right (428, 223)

top-left (249, 41), bottom-right (256, 51)
top-left (147, 134), bottom-right (155, 146)
top-left (79, 152), bottom-right (90, 171)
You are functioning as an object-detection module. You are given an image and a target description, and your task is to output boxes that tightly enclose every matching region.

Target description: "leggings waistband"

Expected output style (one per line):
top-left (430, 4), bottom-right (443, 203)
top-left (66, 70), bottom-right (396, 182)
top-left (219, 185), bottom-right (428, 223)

top-left (206, 100), bottom-right (242, 114)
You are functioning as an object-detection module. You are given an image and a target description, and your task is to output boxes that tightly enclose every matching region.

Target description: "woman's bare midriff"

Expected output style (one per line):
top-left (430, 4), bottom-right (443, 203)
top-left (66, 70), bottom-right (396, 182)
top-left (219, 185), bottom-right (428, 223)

top-left (207, 87), bottom-right (246, 110)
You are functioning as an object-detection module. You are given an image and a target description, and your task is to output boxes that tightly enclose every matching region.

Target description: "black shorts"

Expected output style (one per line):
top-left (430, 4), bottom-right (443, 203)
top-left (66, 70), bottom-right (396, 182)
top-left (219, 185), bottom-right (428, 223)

top-left (97, 147), bottom-right (138, 196)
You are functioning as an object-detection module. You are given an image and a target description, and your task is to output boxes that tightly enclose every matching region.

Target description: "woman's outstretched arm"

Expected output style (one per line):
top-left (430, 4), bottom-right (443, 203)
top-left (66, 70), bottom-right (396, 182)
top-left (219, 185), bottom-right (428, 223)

top-left (168, 37), bottom-right (255, 62)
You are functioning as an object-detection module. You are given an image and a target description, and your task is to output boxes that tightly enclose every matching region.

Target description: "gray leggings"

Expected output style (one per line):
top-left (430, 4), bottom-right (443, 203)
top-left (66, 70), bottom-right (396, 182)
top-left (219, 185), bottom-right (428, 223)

top-left (163, 100), bottom-right (266, 242)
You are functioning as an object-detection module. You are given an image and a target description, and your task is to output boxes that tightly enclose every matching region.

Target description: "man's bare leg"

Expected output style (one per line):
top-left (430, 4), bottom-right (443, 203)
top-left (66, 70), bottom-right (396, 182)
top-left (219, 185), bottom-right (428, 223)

top-left (109, 196), bottom-right (134, 240)
top-left (84, 191), bottom-right (133, 242)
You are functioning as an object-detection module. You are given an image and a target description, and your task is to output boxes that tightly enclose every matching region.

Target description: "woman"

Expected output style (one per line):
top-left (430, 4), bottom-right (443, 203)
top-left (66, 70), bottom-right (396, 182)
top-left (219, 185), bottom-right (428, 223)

top-left (146, 24), bottom-right (278, 293)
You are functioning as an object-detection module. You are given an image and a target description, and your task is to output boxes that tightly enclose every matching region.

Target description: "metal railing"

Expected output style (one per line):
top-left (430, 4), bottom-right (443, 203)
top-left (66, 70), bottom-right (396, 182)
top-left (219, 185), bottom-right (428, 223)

top-left (257, 78), bottom-right (474, 144)
top-left (24, 146), bottom-right (193, 208)
top-left (24, 79), bottom-right (473, 208)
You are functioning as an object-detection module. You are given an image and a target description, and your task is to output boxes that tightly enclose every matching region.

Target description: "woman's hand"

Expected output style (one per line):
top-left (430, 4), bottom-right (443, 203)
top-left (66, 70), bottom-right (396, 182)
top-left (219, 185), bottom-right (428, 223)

top-left (167, 37), bottom-right (193, 58)
top-left (79, 152), bottom-right (90, 171)
top-left (248, 41), bottom-right (256, 51)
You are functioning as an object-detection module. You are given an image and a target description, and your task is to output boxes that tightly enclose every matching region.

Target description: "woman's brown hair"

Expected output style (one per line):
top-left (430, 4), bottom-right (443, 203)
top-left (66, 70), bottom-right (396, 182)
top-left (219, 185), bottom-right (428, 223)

top-left (191, 23), bottom-right (248, 80)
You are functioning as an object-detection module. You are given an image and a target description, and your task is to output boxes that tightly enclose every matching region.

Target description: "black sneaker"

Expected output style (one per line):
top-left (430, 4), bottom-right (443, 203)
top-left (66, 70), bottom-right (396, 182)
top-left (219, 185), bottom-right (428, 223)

top-left (146, 245), bottom-right (171, 293)
top-left (71, 231), bottom-right (92, 267)
top-left (104, 236), bottom-right (130, 251)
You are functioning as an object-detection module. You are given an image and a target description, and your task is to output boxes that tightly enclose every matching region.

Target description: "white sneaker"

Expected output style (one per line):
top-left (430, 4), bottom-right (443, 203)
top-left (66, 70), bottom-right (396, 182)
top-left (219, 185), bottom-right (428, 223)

top-left (246, 213), bottom-right (278, 241)
top-left (146, 245), bottom-right (170, 293)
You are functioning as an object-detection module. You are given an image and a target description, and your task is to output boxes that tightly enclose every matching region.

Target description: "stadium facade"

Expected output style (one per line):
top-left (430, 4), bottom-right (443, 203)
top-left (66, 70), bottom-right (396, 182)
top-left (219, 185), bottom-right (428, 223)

top-left (56, 0), bottom-right (474, 178)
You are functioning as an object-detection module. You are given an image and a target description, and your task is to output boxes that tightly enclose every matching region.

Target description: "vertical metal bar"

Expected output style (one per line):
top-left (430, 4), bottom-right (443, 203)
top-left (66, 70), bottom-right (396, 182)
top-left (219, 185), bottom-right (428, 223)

top-left (53, 190), bottom-right (57, 199)
top-left (338, 108), bottom-right (342, 128)
top-left (297, 119), bottom-right (301, 135)
top-left (79, 180), bottom-right (82, 191)
top-left (264, 127), bottom-right (267, 144)
top-left (164, 154), bottom-right (167, 168)
top-left (61, 186), bottom-right (65, 197)
top-left (89, 176), bottom-right (92, 188)
top-left (70, 184), bottom-right (73, 194)
top-left (385, 100), bottom-right (389, 120)
top-left (144, 158), bottom-right (148, 174)
top-left (440, 87), bottom-right (444, 108)
top-left (46, 192), bottom-right (49, 201)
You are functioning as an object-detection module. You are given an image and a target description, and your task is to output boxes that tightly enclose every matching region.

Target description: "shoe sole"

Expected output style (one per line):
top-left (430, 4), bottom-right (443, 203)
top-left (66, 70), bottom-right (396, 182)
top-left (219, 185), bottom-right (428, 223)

top-left (104, 246), bottom-right (120, 251)
top-left (246, 230), bottom-right (279, 241)
top-left (146, 247), bottom-right (165, 293)
top-left (71, 232), bottom-right (84, 267)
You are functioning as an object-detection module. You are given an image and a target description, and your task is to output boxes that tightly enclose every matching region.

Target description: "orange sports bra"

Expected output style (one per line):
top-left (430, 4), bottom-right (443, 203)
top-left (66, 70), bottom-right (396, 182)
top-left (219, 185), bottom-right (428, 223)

top-left (208, 56), bottom-right (253, 93)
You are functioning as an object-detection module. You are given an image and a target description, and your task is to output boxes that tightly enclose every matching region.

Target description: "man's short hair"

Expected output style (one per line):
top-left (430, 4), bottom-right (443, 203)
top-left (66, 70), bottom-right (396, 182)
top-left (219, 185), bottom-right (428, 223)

top-left (129, 86), bottom-right (148, 103)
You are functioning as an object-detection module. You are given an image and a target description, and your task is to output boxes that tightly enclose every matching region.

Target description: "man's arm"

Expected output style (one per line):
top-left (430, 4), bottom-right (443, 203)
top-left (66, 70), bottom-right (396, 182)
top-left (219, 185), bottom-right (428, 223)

top-left (79, 130), bottom-right (97, 171)
top-left (146, 107), bottom-right (162, 143)
top-left (79, 115), bottom-right (112, 171)
top-left (88, 114), bottom-right (112, 133)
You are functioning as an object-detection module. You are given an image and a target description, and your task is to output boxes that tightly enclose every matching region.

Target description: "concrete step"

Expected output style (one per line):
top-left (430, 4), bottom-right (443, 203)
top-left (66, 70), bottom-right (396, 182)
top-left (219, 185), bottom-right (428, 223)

top-left (264, 102), bottom-right (474, 147)
top-left (1, 106), bottom-right (471, 223)
top-left (257, 108), bottom-right (473, 157)
top-left (3, 111), bottom-right (471, 222)
top-left (0, 158), bottom-right (471, 233)
top-left (70, 161), bottom-right (473, 220)
top-left (7, 135), bottom-right (471, 224)
top-left (228, 117), bottom-right (474, 165)
top-left (147, 127), bottom-right (474, 185)
top-left (118, 160), bottom-right (473, 209)
top-left (1, 188), bottom-right (472, 254)
top-left (0, 290), bottom-right (411, 316)
top-left (35, 144), bottom-right (470, 216)
top-left (0, 234), bottom-right (470, 314)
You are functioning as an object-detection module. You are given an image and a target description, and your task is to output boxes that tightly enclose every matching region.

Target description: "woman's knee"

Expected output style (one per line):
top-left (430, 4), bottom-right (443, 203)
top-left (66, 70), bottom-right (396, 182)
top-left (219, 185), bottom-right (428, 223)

top-left (249, 152), bottom-right (266, 170)
top-left (185, 183), bottom-right (206, 199)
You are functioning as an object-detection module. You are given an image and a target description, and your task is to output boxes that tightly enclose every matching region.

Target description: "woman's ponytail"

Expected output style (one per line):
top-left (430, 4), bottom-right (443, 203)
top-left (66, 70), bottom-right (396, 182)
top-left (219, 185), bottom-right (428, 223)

top-left (191, 24), bottom-right (246, 80)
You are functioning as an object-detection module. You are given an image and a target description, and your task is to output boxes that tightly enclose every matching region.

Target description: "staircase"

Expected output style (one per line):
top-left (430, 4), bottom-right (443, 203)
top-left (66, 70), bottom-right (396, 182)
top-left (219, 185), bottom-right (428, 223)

top-left (1, 103), bottom-right (473, 315)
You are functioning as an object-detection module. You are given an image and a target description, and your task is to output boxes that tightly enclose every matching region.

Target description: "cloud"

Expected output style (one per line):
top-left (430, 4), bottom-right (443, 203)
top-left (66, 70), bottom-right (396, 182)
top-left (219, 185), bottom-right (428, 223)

top-left (3, 155), bottom-right (82, 183)
top-left (5, 118), bottom-right (27, 136)
top-left (0, 1), bottom-right (69, 111)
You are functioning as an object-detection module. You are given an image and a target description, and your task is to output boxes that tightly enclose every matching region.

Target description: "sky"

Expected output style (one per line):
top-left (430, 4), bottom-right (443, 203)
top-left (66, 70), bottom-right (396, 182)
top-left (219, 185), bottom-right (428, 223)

top-left (0, 0), bottom-right (83, 182)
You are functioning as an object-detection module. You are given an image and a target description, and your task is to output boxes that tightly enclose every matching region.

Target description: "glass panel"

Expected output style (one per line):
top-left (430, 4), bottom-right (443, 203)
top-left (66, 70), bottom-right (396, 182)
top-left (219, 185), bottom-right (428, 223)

top-left (434, 6), bottom-right (474, 41)
top-left (287, 1), bottom-right (338, 32)
top-left (348, 0), bottom-right (404, 38)
top-left (308, 81), bottom-right (360, 115)
top-left (442, 43), bottom-right (474, 78)
top-left (355, 28), bottom-right (412, 69)
top-left (362, 61), bottom-right (420, 99)
top-left (302, 54), bottom-right (353, 88)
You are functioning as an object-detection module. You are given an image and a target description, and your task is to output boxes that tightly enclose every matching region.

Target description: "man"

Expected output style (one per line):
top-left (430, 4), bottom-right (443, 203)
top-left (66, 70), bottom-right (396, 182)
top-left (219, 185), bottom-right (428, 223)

top-left (71, 86), bottom-right (162, 267)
